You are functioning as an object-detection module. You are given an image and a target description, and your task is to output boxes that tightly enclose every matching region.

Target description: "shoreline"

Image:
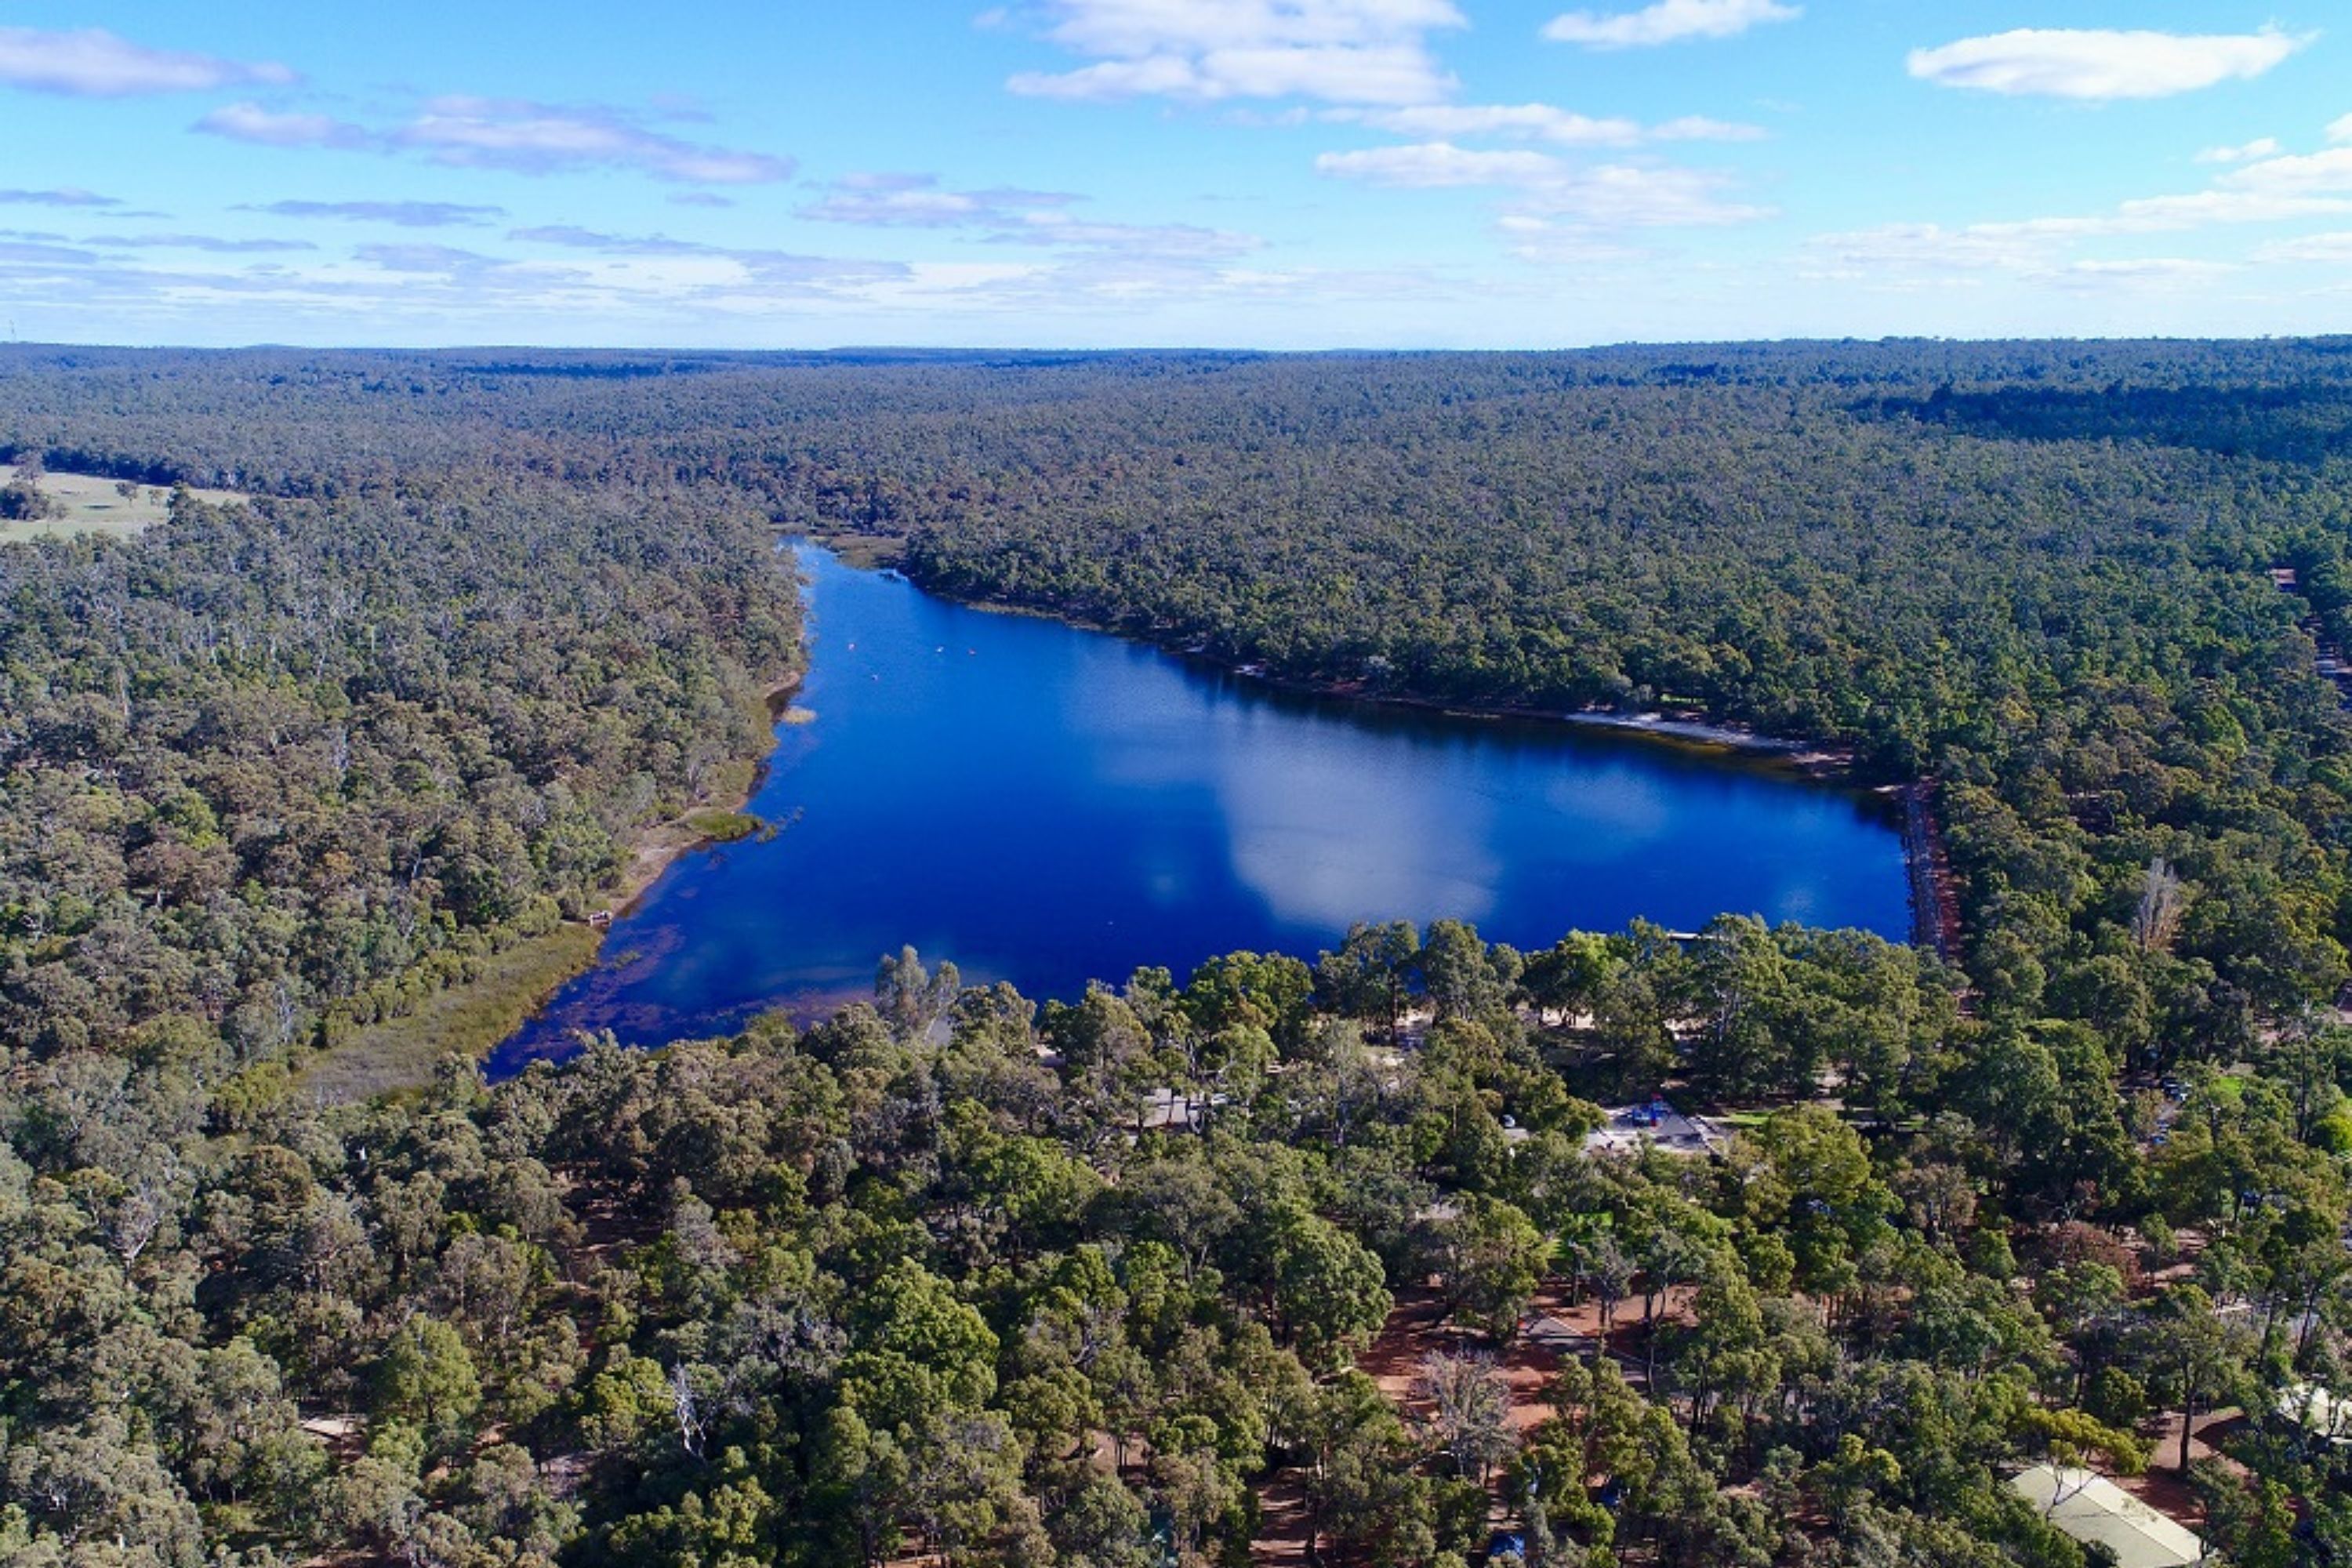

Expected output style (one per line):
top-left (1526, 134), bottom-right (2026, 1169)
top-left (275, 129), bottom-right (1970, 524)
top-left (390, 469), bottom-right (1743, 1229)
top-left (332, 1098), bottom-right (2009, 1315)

top-left (1240, 673), bottom-right (1860, 779)
top-left (812, 532), bottom-right (1951, 954)
top-left (600, 671), bottom-right (807, 920)
top-left (1551, 708), bottom-right (1810, 755)
top-left (829, 539), bottom-right (1858, 779)
top-left (503, 537), bottom-right (1955, 1069)
top-left (303, 666), bottom-right (806, 1098)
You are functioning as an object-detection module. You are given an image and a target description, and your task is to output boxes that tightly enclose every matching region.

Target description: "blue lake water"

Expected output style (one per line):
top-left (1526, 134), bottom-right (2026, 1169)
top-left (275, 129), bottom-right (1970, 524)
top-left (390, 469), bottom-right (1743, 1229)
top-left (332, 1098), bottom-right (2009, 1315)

top-left (489, 546), bottom-right (1909, 1070)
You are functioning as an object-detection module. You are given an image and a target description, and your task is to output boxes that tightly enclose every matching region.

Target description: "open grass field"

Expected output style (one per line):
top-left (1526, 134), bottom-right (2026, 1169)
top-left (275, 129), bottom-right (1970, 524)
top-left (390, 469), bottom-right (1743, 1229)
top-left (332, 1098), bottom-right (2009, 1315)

top-left (0, 465), bottom-right (248, 543)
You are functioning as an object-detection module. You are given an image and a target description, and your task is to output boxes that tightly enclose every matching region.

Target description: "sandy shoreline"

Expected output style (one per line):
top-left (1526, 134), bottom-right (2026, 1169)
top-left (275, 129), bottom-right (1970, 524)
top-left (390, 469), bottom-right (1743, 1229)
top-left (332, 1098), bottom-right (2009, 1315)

top-left (604, 672), bottom-right (806, 920)
top-left (1258, 673), bottom-right (1861, 775)
top-left (1553, 708), bottom-right (1805, 752)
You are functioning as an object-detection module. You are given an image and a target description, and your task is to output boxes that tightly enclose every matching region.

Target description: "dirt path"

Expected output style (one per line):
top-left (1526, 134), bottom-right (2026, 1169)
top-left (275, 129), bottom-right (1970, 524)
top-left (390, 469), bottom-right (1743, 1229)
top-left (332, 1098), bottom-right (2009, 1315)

top-left (2114, 1410), bottom-right (2246, 1528)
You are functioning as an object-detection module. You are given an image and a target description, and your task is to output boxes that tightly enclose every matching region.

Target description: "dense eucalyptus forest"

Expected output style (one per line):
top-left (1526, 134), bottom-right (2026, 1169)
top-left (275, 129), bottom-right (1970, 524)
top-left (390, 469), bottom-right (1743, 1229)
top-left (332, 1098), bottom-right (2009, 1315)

top-left (4, 339), bottom-right (2352, 1567)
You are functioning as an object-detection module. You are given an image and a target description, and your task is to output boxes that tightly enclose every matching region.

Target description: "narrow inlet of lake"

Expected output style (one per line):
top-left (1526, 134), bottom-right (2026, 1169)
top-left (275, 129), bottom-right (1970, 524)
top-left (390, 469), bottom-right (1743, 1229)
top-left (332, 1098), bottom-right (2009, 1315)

top-left (488, 546), bottom-right (1909, 1073)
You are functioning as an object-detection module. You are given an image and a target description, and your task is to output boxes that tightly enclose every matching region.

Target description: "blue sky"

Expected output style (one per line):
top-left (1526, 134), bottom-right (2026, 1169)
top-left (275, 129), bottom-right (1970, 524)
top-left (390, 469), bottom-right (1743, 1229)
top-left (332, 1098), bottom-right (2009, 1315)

top-left (1, 1), bottom-right (2347, 347)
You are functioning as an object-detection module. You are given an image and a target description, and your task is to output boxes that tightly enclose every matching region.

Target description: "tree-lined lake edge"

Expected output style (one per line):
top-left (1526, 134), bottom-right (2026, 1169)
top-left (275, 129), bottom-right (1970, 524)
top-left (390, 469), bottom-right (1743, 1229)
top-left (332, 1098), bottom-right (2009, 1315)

top-left (837, 527), bottom-right (1870, 780)
top-left (489, 543), bottom-right (1915, 1071)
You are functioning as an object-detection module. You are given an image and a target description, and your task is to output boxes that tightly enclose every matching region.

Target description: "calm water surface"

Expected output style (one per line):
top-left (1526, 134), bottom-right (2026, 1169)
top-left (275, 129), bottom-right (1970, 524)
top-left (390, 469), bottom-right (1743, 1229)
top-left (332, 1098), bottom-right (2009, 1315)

top-left (490, 546), bottom-right (1907, 1071)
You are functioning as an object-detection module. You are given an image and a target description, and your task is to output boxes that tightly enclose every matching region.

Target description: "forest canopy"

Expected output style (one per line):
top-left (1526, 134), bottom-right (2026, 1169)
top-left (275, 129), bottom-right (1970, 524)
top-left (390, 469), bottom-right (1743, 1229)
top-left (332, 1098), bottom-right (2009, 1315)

top-left (4, 339), bottom-right (2352, 1566)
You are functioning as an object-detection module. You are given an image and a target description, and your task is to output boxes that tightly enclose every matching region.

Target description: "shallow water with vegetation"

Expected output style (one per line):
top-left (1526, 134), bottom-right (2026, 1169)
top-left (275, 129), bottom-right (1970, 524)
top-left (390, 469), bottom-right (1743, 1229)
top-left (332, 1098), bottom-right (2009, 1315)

top-left (492, 546), bottom-right (1907, 1069)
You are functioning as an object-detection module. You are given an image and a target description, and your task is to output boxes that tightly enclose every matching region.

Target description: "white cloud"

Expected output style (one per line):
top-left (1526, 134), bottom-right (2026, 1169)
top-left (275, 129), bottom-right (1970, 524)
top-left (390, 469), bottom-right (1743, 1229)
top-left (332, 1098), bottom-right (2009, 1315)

top-left (1906, 28), bottom-right (2307, 101)
top-left (2104, 188), bottom-right (2352, 229)
top-left (2053, 257), bottom-right (2237, 288)
top-left (1806, 137), bottom-right (2352, 292)
top-left (1018, 212), bottom-right (1261, 258)
top-left (2254, 230), bottom-right (2352, 263)
top-left (247, 200), bottom-right (506, 228)
top-left (495, 228), bottom-right (926, 297)
top-left (0, 207), bottom-right (1464, 340)
top-left (724, 253), bottom-right (916, 290)
top-left (1011, 55), bottom-right (1200, 100)
top-left (0, 26), bottom-right (295, 96)
top-left (1010, 45), bottom-right (1447, 104)
top-left (1494, 215), bottom-right (1652, 265)
top-left (196, 102), bottom-right (375, 151)
top-left (0, 238), bottom-right (101, 267)
top-left (397, 98), bottom-right (793, 183)
top-left (800, 172), bottom-right (1080, 228)
top-left (1512, 162), bottom-right (1769, 227)
top-left (0, 187), bottom-right (122, 209)
top-left (507, 225), bottom-right (714, 256)
top-left (1338, 102), bottom-right (1762, 145)
top-left (1343, 103), bottom-right (1641, 145)
top-left (1654, 115), bottom-right (1768, 142)
top-left (1806, 222), bottom-right (2045, 277)
top-left (2216, 146), bottom-right (2352, 197)
top-left (1007, 0), bottom-right (1465, 105)
top-left (1805, 224), bottom-right (2245, 294)
top-left (1955, 183), bottom-right (2352, 238)
top-left (1316, 142), bottom-right (1563, 187)
top-left (2332, 112), bottom-right (2352, 143)
top-left (1543, 0), bottom-right (1798, 50)
top-left (354, 242), bottom-right (503, 275)
top-left (353, 233), bottom-right (909, 297)
top-left (800, 173), bottom-right (1261, 261)
top-left (1813, 176), bottom-right (2352, 280)
top-left (1037, 0), bottom-right (1463, 59)
top-left (197, 96), bottom-right (793, 185)
top-left (91, 232), bottom-right (316, 254)
top-left (0, 228), bottom-right (1203, 339)
top-left (2195, 138), bottom-right (2281, 165)
top-left (1317, 141), bottom-right (1767, 227)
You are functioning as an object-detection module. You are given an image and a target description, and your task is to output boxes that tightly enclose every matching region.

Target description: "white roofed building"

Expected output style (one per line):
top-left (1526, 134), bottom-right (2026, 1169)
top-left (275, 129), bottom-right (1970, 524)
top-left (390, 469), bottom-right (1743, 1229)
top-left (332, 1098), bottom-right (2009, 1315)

top-left (2279, 1381), bottom-right (2352, 1444)
top-left (2009, 1465), bottom-right (2208, 1568)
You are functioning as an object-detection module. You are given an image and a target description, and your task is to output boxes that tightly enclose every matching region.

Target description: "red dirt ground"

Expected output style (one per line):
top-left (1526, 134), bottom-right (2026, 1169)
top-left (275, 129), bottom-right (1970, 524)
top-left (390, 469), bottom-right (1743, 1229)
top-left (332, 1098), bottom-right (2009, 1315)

top-left (1251, 1281), bottom-right (1703, 1561)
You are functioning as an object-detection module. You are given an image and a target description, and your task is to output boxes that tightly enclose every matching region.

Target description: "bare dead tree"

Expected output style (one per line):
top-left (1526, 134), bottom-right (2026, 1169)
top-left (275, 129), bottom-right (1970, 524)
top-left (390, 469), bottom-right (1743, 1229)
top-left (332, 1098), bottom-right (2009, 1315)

top-left (2131, 856), bottom-right (2185, 953)
top-left (669, 1362), bottom-right (706, 1458)
top-left (1413, 1350), bottom-right (1515, 1484)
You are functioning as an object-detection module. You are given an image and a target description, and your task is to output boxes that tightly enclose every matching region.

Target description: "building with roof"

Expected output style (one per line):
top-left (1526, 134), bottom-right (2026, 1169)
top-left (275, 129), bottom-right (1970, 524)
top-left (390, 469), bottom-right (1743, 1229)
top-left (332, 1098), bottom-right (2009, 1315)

top-left (2279, 1381), bottom-right (2352, 1445)
top-left (1584, 1099), bottom-right (1723, 1156)
top-left (2009, 1465), bottom-right (2207, 1568)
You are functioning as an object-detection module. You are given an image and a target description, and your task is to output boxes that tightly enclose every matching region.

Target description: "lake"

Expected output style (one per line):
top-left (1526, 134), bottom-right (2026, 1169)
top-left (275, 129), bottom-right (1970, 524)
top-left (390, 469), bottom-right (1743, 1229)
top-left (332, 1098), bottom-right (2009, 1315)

top-left (488, 546), bottom-right (1909, 1070)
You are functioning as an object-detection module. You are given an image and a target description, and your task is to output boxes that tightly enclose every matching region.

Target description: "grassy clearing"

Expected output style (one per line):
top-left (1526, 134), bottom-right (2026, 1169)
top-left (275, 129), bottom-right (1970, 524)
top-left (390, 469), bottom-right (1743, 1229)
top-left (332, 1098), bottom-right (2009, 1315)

top-left (298, 680), bottom-right (793, 1102)
top-left (810, 529), bottom-right (905, 568)
top-left (0, 466), bottom-right (248, 543)
top-left (684, 808), bottom-right (761, 842)
top-left (299, 924), bottom-right (603, 1102)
